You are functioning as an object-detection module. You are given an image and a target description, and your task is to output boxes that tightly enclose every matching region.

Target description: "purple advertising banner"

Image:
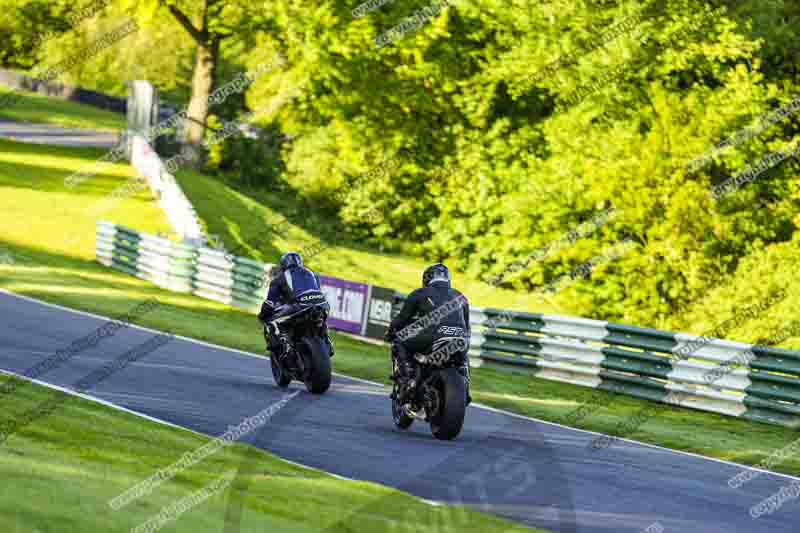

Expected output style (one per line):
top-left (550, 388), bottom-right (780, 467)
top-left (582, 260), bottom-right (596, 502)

top-left (319, 275), bottom-right (369, 334)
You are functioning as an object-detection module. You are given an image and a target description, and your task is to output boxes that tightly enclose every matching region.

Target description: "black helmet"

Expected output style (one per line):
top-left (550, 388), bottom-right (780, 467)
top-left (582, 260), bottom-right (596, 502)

top-left (279, 251), bottom-right (303, 271)
top-left (422, 263), bottom-right (451, 287)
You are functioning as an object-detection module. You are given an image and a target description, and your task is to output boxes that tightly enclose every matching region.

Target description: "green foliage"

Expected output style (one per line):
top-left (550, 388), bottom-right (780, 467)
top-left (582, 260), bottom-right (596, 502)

top-left (205, 117), bottom-right (286, 188)
top-left (2, 0), bottom-right (798, 327)
top-left (235, 0), bottom-right (799, 326)
top-left (0, 0), bottom-right (74, 69)
top-left (676, 234), bottom-right (800, 348)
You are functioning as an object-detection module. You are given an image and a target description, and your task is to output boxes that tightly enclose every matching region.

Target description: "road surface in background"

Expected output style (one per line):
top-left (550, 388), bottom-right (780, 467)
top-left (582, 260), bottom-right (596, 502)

top-left (0, 119), bottom-right (117, 148)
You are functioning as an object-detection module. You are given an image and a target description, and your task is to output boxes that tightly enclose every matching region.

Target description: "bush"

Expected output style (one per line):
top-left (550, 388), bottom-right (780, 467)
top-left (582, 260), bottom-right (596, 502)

top-left (204, 115), bottom-right (285, 188)
top-left (675, 237), bottom-right (800, 347)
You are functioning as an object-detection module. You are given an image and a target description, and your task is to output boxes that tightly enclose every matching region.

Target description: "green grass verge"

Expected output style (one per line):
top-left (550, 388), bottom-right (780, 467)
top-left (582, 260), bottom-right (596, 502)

top-left (0, 375), bottom-right (540, 533)
top-left (1, 135), bottom-right (799, 506)
top-left (0, 87), bottom-right (126, 132)
top-left (0, 138), bottom-right (170, 262)
top-left (0, 138), bottom-right (544, 532)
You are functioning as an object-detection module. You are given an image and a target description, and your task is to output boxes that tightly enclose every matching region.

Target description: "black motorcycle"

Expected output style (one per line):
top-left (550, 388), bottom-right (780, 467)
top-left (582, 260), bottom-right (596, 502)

top-left (390, 338), bottom-right (468, 440)
top-left (266, 304), bottom-right (332, 394)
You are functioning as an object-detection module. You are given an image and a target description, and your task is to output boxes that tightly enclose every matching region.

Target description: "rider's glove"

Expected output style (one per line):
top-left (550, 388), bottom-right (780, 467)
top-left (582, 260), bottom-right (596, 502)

top-left (384, 330), bottom-right (395, 343)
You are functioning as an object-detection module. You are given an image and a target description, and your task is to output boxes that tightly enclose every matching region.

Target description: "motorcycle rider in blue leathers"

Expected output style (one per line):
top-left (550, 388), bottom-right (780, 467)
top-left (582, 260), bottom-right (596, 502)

top-left (258, 252), bottom-right (334, 359)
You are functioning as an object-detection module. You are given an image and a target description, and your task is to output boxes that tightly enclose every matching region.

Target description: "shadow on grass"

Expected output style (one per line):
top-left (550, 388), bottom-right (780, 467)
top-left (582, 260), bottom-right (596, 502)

top-left (172, 167), bottom-right (566, 313)
top-left (0, 239), bottom-right (265, 352)
top-left (0, 139), bottom-right (132, 198)
top-left (173, 169), bottom-right (443, 297)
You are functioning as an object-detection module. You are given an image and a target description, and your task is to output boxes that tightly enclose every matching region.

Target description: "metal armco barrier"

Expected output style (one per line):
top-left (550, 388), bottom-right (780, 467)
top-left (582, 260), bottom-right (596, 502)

top-left (468, 307), bottom-right (800, 428)
top-left (193, 247), bottom-right (270, 313)
top-left (96, 221), bottom-right (195, 293)
top-left (96, 222), bottom-right (374, 332)
top-left (392, 295), bottom-right (800, 429)
top-left (130, 135), bottom-right (205, 245)
top-left (97, 222), bottom-right (800, 428)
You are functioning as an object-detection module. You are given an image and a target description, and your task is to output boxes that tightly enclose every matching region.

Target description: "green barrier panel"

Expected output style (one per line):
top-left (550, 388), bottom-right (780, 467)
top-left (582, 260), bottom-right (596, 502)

top-left (234, 256), bottom-right (270, 271)
top-left (751, 356), bottom-right (800, 376)
top-left (484, 307), bottom-right (545, 323)
top-left (111, 251), bottom-right (140, 269)
top-left (488, 318), bottom-right (547, 334)
top-left (232, 269), bottom-right (265, 287)
top-left (601, 347), bottom-right (674, 379)
top-left (746, 374), bottom-right (800, 403)
top-left (603, 330), bottom-right (678, 356)
top-left (113, 240), bottom-right (141, 258)
top-left (115, 228), bottom-right (142, 242)
top-left (113, 240), bottom-right (195, 277)
top-left (110, 258), bottom-right (139, 277)
top-left (742, 395), bottom-right (800, 428)
top-left (484, 330), bottom-right (545, 346)
top-left (483, 339), bottom-right (542, 358)
top-left (753, 345), bottom-right (800, 362)
top-left (597, 371), bottom-right (669, 403)
top-left (601, 357), bottom-right (673, 380)
top-left (479, 351), bottom-right (542, 369)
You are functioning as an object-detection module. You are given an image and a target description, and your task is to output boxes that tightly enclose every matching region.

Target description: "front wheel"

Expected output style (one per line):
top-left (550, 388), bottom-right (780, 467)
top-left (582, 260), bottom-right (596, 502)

top-left (429, 368), bottom-right (466, 441)
top-left (299, 337), bottom-right (332, 394)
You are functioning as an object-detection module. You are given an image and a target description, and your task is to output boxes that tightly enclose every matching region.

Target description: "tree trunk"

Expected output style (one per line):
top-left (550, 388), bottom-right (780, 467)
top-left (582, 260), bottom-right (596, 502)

top-left (181, 38), bottom-right (218, 165)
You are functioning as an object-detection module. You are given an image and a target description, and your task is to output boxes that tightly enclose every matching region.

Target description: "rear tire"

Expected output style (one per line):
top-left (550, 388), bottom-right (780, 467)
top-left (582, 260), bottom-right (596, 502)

top-left (270, 354), bottom-right (291, 388)
top-left (430, 368), bottom-right (466, 441)
top-left (300, 337), bottom-right (331, 394)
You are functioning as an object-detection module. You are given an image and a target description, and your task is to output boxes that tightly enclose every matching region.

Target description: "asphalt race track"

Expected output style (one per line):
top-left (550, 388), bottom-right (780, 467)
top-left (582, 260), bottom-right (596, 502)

top-left (0, 119), bottom-right (118, 148)
top-left (0, 290), bottom-right (796, 533)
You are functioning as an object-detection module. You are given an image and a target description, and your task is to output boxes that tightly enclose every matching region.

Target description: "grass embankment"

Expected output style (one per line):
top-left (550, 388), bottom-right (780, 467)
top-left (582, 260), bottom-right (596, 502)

top-left (174, 169), bottom-right (562, 313)
top-left (0, 138), bottom-right (544, 533)
top-left (0, 137), bottom-right (799, 491)
top-left (0, 87), bottom-right (126, 131)
top-left (0, 375), bottom-right (538, 533)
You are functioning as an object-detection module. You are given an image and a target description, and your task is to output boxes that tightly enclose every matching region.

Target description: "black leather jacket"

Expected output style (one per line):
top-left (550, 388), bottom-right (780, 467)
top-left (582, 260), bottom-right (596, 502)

top-left (389, 280), bottom-right (470, 349)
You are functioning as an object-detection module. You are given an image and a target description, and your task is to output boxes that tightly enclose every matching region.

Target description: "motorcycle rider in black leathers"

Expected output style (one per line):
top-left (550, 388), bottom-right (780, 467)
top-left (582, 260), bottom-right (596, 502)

top-left (386, 263), bottom-right (472, 405)
top-left (258, 252), bottom-right (334, 359)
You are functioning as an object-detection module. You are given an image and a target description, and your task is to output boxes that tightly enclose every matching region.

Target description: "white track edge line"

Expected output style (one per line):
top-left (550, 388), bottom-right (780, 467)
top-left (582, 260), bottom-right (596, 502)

top-left (0, 289), bottom-right (386, 385)
top-left (0, 367), bottom-right (192, 433)
top-left (3, 288), bottom-right (799, 483)
top-left (0, 366), bottom-right (360, 485)
top-left (471, 402), bottom-right (800, 483)
top-left (0, 366), bottom-right (443, 506)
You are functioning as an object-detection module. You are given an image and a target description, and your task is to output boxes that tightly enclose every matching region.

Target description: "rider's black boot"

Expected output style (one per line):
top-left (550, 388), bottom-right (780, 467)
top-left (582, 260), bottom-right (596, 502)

top-left (392, 360), bottom-right (416, 404)
top-left (321, 323), bottom-right (334, 357)
top-left (457, 362), bottom-right (472, 406)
